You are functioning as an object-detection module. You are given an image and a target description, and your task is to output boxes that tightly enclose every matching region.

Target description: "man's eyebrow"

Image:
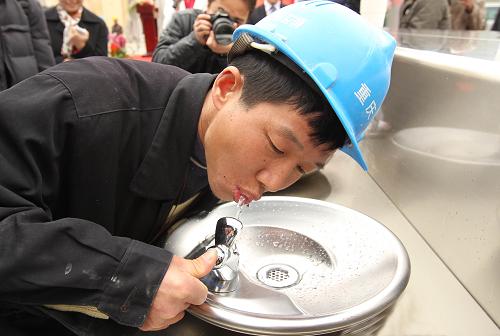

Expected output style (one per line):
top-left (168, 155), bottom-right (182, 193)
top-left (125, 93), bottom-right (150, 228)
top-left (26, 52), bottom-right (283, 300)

top-left (277, 126), bottom-right (304, 150)
top-left (276, 126), bottom-right (325, 170)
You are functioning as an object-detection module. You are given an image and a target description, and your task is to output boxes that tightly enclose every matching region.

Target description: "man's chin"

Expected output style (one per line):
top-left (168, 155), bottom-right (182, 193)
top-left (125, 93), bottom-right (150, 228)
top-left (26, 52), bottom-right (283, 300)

top-left (208, 181), bottom-right (232, 202)
top-left (214, 193), bottom-right (232, 202)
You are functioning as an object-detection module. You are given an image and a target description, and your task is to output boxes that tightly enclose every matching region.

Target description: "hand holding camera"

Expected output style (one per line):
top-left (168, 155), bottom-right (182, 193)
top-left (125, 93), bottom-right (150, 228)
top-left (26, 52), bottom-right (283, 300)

top-left (194, 9), bottom-right (237, 53)
top-left (193, 13), bottom-right (213, 46)
top-left (205, 30), bottom-right (233, 55)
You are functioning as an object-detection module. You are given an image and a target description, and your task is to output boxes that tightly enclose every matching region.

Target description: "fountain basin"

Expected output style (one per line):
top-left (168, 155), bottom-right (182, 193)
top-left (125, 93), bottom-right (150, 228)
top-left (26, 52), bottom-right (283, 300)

top-left (165, 196), bottom-right (410, 335)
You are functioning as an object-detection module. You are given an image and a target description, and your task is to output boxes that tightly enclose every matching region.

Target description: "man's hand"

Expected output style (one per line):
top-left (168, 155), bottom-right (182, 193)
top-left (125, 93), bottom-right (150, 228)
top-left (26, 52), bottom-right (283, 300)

top-left (193, 13), bottom-right (213, 45)
top-left (69, 25), bottom-right (89, 51)
top-left (206, 30), bottom-right (233, 55)
top-left (139, 249), bottom-right (218, 331)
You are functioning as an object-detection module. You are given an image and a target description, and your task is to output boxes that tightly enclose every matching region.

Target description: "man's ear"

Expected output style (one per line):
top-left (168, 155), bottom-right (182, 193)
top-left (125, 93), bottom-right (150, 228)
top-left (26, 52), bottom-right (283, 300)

top-left (211, 66), bottom-right (244, 110)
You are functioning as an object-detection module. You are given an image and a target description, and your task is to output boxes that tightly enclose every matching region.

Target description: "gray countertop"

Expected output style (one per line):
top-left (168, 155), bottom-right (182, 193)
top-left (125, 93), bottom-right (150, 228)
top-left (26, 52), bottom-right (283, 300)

top-left (289, 152), bottom-right (500, 336)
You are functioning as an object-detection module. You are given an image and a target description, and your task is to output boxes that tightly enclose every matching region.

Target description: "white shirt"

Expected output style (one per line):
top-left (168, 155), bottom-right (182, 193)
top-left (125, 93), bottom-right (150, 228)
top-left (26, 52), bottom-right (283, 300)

top-left (264, 0), bottom-right (281, 16)
top-left (157, 0), bottom-right (208, 32)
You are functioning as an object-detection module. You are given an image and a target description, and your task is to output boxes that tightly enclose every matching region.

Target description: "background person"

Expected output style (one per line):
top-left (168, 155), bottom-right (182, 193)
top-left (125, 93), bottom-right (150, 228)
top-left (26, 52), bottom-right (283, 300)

top-left (45, 0), bottom-right (108, 63)
top-left (247, 0), bottom-right (284, 25)
top-left (155, 0), bottom-right (208, 34)
top-left (152, 0), bottom-right (255, 74)
top-left (400, 0), bottom-right (451, 29)
top-left (331, 0), bottom-right (360, 14)
top-left (449, 0), bottom-right (486, 30)
top-left (296, 0), bottom-right (359, 13)
top-left (0, 0), bottom-right (55, 91)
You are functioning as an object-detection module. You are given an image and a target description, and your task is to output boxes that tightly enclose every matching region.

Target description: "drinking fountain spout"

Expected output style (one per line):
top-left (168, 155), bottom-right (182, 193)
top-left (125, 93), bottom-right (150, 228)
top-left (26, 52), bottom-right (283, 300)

top-left (204, 217), bottom-right (243, 293)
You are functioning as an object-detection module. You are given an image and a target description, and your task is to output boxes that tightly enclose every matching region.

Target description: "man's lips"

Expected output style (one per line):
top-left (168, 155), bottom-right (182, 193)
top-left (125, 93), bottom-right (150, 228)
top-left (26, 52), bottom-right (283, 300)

top-left (233, 187), bottom-right (258, 204)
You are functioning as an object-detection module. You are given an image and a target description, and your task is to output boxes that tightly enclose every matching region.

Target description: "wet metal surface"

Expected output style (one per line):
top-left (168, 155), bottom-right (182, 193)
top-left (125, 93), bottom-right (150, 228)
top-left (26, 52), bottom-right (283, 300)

top-left (392, 127), bottom-right (500, 165)
top-left (365, 47), bottom-right (500, 326)
top-left (391, 29), bottom-right (500, 62)
top-left (165, 198), bottom-right (410, 335)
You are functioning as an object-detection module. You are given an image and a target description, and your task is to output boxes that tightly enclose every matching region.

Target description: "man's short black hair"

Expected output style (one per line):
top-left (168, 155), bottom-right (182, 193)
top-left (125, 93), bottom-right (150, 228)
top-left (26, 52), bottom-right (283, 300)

top-left (229, 50), bottom-right (348, 151)
top-left (207, 0), bottom-right (257, 13)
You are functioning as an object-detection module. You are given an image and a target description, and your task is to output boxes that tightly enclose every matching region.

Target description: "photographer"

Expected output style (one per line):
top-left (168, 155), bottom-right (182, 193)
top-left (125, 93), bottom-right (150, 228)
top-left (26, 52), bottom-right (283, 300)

top-left (152, 0), bottom-right (256, 74)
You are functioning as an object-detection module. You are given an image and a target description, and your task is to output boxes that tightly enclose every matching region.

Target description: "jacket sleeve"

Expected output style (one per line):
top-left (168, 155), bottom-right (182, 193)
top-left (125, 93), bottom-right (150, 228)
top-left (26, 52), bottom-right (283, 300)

top-left (73, 20), bottom-right (109, 58)
top-left (26, 0), bottom-right (56, 71)
top-left (152, 12), bottom-right (206, 70)
top-left (0, 73), bottom-right (171, 328)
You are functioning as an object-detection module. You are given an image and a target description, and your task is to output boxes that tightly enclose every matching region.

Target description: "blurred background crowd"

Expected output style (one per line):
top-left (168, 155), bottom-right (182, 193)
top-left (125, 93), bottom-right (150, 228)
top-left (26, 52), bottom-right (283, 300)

top-left (1, 0), bottom-right (499, 92)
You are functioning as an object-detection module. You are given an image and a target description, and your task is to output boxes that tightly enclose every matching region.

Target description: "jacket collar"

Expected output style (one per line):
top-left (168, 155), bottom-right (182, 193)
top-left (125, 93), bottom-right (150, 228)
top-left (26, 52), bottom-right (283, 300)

top-left (130, 73), bottom-right (216, 201)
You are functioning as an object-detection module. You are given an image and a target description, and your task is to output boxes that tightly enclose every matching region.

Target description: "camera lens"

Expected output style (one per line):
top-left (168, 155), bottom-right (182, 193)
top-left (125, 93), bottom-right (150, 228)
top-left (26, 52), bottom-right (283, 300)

top-left (212, 15), bottom-right (235, 45)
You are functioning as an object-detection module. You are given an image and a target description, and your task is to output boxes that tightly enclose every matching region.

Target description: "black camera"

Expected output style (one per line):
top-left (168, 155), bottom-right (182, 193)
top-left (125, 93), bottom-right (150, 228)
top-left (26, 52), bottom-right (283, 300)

top-left (210, 9), bottom-right (236, 46)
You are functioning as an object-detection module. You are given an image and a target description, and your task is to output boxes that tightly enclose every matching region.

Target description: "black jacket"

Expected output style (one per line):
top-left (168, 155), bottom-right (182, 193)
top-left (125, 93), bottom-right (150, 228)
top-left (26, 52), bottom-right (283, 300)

top-left (0, 57), bottom-right (218, 335)
top-left (45, 6), bottom-right (108, 64)
top-left (331, 0), bottom-right (360, 14)
top-left (152, 9), bottom-right (227, 74)
top-left (493, 7), bottom-right (500, 31)
top-left (248, 3), bottom-right (286, 25)
top-left (0, 0), bottom-right (55, 91)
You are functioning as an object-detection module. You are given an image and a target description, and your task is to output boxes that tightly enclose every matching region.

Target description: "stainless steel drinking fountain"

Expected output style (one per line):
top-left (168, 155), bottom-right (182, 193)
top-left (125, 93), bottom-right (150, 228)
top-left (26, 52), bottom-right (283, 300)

top-left (165, 196), bottom-right (411, 335)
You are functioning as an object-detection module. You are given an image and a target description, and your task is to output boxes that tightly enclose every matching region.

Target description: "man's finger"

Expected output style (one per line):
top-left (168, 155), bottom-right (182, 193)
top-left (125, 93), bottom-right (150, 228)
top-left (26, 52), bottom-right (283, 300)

top-left (168, 311), bottom-right (186, 326)
top-left (185, 277), bottom-right (209, 305)
top-left (139, 311), bottom-right (186, 331)
top-left (139, 316), bottom-right (169, 331)
top-left (196, 13), bottom-right (212, 21)
top-left (206, 31), bottom-right (216, 47)
top-left (184, 248), bottom-right (218, 278)
top-left (150, 311), bottom-right (186, 331)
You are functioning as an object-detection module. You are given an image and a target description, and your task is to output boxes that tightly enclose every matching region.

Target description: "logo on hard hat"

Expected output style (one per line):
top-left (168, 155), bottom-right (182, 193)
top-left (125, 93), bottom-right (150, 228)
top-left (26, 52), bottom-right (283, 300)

top-left (354, 83), bottom-right (377, 120)
top-left (275, 14), bottom-right (306, 28)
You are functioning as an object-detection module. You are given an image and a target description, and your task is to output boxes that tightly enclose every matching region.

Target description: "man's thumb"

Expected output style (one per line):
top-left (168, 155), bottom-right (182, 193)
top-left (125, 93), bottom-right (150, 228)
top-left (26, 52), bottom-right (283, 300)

top-left (186, 248), bottom-right (218, 278)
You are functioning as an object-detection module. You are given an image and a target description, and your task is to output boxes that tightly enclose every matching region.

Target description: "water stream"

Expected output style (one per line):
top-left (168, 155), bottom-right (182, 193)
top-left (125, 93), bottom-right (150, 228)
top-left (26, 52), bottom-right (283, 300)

top-left (236, 195), bottom-right (246, 220)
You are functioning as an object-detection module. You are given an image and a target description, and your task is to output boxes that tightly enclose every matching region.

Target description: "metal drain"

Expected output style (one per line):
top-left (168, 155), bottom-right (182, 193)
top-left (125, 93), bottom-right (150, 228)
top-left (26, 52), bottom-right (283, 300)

top-left (257, 264), bottom-right (300, 288)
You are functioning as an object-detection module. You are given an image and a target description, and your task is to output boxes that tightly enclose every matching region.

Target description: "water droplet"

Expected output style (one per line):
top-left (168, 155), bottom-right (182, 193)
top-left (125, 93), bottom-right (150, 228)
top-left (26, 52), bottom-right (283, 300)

top-left (236, 196), bottom-right (246, 220)
top-left (64, 263), bottom-right (72, 275)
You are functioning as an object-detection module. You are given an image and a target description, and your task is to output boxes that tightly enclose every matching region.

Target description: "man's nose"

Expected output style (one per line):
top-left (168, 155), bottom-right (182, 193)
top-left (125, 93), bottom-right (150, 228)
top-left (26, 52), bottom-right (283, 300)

top-left (256, 163), bottom-right (298, 193)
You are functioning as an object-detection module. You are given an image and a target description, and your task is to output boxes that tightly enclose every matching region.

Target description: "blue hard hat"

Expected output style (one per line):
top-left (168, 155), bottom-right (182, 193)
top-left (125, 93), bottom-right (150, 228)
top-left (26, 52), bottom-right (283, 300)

top-left (229, 0), bottom-right (396, 171)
